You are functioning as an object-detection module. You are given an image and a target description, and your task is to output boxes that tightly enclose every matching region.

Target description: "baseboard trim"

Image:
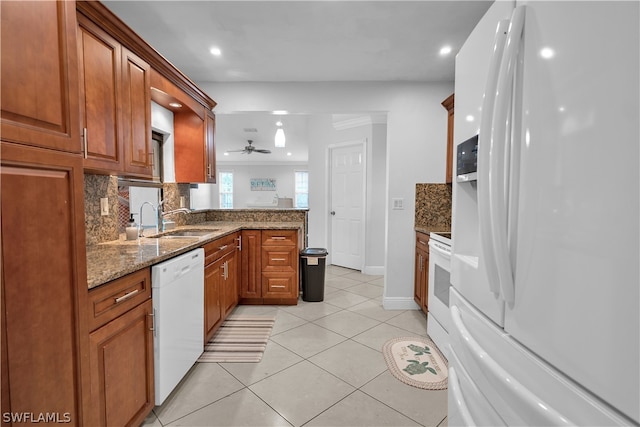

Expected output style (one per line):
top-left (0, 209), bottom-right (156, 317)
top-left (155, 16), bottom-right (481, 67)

top-left (382, 297), bottom-right (421, 310)
top-left (363, 266), bottom-right (384, 276)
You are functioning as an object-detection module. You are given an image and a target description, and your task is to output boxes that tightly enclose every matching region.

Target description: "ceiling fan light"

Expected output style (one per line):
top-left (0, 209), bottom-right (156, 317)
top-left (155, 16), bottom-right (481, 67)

top-left (275, 128), bottom-right (286, 147)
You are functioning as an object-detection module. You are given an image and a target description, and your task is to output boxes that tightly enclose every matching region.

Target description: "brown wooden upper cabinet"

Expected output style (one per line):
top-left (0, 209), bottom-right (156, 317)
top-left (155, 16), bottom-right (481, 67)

top-left (77, 15), bottom-right (152, 179)
top-left (151, 69), bottom-right (216, 184)
top-left (1, 1), bottom-right (82, 153)
top-left (442, 94), bottom-right (455, 184)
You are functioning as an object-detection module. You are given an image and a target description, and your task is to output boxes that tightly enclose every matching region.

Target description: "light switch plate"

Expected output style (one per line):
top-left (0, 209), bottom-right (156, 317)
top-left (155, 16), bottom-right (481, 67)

top-left (392, 198), bottom-right (404, 210)
top-left (100, 198), bottom-right (109, 216)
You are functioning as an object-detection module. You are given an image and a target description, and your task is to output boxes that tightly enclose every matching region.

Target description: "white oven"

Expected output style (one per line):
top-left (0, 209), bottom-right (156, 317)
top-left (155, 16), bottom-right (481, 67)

top-left (427, 232), bottom-right (451, 358)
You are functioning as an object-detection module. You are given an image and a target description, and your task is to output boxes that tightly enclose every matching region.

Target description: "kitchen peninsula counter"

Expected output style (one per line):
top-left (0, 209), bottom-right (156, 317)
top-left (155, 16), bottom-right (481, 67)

top-left (86, 221), bottom-right (303, 289)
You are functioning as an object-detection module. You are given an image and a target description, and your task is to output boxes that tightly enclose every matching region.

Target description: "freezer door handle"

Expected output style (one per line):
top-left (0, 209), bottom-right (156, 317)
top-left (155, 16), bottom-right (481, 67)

top-left (477, 18), bottom-right (510, 296)
top-left (450, 305), bottom-right (571, 426)
top-left (489, 5), bottom-right (526, 305)
top-left (448, 367), bottom-right (476, 427)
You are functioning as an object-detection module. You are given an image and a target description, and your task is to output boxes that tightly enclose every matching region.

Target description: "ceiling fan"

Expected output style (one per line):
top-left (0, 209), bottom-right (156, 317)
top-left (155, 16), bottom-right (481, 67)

top-left (227, 140), bottom-right (271, 155)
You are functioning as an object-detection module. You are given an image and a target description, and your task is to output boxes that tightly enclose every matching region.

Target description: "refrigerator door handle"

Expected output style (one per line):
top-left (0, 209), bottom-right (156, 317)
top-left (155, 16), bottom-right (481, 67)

top-left (489, 5), bottom-right (526, 305)
top-left (478, 18), bottom-right (511, 296)
top-left (451, 305), bottom-right (571, 426)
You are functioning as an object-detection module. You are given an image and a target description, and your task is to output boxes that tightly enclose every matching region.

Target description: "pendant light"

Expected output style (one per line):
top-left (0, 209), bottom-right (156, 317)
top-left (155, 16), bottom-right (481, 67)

top-left (274, 121), bottom-right (286, 147)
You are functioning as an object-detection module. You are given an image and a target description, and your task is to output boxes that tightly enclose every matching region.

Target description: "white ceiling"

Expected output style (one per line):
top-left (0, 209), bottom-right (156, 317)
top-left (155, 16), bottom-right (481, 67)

top-left (103, 0), bottom-right (492, 163)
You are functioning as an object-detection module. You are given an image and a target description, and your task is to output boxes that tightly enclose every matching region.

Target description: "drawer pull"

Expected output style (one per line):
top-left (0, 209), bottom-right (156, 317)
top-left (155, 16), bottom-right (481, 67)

top-left (218, 244), bottom-right (228, 250)
top-left (271, 258), bottom-right (286, 262)
top-left (114, 289), bottom-right (139, 304)
top-left (271, 236), bottom-right (286, 240)
top-left (271, 285), bottom-right (286, 289)
top-left (418, 240), bottom-right (428, 246)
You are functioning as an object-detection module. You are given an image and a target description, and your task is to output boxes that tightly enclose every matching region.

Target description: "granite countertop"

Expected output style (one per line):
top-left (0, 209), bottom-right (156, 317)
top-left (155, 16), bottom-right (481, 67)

top-left (414, 225), bottom-right (451, 235)
top-left (86, 221), bottom-right (303, 290)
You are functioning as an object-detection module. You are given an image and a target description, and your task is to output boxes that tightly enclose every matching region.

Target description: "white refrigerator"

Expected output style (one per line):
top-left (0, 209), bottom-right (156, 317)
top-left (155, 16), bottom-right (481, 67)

top-left (449, 1), bottom-right (639, 425)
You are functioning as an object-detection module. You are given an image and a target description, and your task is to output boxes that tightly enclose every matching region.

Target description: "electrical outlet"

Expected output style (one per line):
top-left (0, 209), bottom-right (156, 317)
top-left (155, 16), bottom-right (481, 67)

top-left (100, 198), bottom-right (109, 216)
top-left (392, 198), bottom-right (404, 210)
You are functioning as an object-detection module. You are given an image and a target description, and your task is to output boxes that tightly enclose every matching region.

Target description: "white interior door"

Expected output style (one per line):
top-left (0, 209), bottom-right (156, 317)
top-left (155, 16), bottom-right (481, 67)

top-left (330, 142), bottom-right (364, 270)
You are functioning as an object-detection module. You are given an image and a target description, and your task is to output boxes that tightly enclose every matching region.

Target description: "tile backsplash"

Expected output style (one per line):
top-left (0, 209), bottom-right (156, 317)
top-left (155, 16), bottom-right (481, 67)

top-left (84, 173), bottom-right (191, 245)
top-left (414, 183), bottom-right (452, 231)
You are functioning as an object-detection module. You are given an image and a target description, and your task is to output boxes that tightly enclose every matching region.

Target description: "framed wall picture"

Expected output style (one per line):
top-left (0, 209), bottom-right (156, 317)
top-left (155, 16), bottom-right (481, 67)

top-left (250, 178), bottom-right (276, 191)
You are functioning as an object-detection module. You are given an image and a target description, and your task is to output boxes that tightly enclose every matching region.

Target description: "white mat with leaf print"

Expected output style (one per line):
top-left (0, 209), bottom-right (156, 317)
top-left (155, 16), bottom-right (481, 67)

top-left (382, 336), bottom-right (448, 390)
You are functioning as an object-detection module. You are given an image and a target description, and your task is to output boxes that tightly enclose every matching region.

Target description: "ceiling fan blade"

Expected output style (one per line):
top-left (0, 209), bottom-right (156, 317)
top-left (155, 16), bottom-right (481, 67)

top-left (254, 149), bottom-right (271, 153)
top-left (226, 149), bottom-right (246, 153)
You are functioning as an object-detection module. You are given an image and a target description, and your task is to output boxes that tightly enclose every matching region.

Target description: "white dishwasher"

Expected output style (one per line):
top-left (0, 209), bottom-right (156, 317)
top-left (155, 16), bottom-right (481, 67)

top-left (151, 248), bottom-right (204, 405)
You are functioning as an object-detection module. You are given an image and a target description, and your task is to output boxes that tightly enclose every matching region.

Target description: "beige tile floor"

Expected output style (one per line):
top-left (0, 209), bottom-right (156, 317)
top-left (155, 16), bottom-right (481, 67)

top-left (141, 265), bottom-right (448, 427)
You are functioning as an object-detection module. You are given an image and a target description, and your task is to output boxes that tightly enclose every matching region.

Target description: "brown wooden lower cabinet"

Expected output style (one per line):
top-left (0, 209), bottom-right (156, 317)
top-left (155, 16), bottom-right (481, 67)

top-left (86, 269), bottom-right (154, 427)
top-left (414, 232), bottom-right (430, 314)
top-left (204, 232), bottom-right (240, 342)
top-left (240, 229), bottom-right (299, 305)
top-left (1, 142), bottom-right (90, 426)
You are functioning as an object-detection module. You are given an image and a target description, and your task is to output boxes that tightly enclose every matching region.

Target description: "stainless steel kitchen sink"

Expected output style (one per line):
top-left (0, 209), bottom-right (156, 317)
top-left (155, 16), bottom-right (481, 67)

top-left (149, 229), bottom-right (220, 239)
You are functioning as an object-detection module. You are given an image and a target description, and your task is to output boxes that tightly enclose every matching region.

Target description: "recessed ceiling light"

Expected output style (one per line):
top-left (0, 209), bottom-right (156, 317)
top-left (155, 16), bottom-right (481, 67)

top-left (287, 152), bottom-right (292, 156)
top-left (223, 152), bottom-right (229, 156)
top-left (276, 121), bottom-right (283, 126)
top-left (209, 47), bottom-right (222, 56)
top-left (273, 110), bottom-right (288, 115)
top-left (439, 45), bottom-right (452, 56)
top-left (540, 47), bottom-right (555, 59)
top-left (169, 102), bottom-right (182, 108)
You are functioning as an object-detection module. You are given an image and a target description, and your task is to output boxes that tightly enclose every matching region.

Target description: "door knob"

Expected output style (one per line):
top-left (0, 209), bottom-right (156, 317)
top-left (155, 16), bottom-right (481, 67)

top-left (330, 211), bottom-right (336, 215)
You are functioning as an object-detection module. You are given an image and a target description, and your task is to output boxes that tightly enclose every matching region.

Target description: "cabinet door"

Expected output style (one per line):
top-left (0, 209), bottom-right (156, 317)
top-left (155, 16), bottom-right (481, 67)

top-left (221, 251), bottom-right (239, 318)
top-left (205, 110), bottom-right (216, 183)
top-left (420, 248), bottom-right (429, 313)
top-left (204, 260), bottom-right (223, 342)
top-left (77, 16), bottom-right (123, 173)
top-left (1, 142), bottom-right (89, 425)
top-left (121, 47), bottom-right (152, 178)
top-left (442, 94), bottom-right (455, 184)
top-left (0, 1), bottom-right (81, 152)
top-left (414, 248), bottom-right (424, 307)
top-left (241, 230), bottom-right (262, 300)
top-left (88, 300), bottom-right (154, 427)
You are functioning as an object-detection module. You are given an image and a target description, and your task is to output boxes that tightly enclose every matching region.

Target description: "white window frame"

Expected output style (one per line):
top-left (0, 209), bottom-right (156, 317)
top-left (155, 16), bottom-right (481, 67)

top-left (218, 170), bottom-right (234, 209)
top-left (294, 170), bottom-right (309, 209)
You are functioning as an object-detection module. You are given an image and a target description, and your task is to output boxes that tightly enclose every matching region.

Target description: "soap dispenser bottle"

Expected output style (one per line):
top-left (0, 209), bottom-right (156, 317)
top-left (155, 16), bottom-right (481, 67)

top-left (125, 214), bottom-right (138, 240)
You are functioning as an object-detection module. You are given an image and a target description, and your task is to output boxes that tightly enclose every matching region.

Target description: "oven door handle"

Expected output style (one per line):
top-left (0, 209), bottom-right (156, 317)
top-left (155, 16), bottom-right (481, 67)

top-left (428, 240), bottom-right (451, 258)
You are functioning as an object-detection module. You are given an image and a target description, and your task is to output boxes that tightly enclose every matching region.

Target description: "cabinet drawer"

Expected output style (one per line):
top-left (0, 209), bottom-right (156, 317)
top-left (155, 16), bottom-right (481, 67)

top-left (204, 232), bottom-right (239, 265)
top-left (261, 272), bottom-right (297, 298)
top-left (261, 246), bottom-right (297, 271)
top-left (416, 232), bottom-right (430, 250)
top-left (262, 230), bottom-right (297, 246)
top-left (88, 268), bottom-right (151, 331)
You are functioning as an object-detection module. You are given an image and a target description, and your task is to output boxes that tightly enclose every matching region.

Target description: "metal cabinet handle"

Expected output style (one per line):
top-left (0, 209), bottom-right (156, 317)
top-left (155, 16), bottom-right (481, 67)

top-left (330, 211), bottom-right (336, 216)
top-left (219, 244), bottom-right (228, 250)
top-left (149, 309), bottom-right (156, 335)
top-left (272, 258), bottom-right (286, 262)
top-left (271, 236), bottom-right (286, 241)
top-left (236, 236), bottom-right (242, 251)
top-left (271, 285), bottom-right (286, 289)
top-left (114, 289), bottom-right (139, 303)
top-left (418, 240), bottom-right (428, 246)
top-left (207, 164), bottom-right (212, 178)
top-left (82, 128), bottom-right (88, 159)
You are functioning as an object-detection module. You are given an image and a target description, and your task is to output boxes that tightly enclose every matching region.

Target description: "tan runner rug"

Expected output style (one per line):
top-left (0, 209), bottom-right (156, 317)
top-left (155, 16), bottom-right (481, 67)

top-left (382, 336), bottom-right (448, 390)
top-left (197, 315), bottom-right (276, 363)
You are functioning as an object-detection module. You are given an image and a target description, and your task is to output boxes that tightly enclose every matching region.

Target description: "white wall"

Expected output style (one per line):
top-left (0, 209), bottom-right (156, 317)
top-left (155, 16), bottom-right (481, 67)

top-left (190, 164), bottom-right (307, 209)
top-left (199, 82), bottom-right (453, 308)
top-left (151, 101), bottom-right (175, 183)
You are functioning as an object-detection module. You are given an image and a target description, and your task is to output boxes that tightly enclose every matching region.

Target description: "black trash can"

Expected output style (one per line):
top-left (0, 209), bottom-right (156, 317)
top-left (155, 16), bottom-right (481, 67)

top-left (300, 248), bottom-right (328, 302)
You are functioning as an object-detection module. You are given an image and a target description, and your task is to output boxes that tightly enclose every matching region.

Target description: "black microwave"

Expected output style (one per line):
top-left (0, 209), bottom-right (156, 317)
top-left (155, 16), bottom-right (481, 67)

top-left (456, 135), bottom-right (478, 181)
